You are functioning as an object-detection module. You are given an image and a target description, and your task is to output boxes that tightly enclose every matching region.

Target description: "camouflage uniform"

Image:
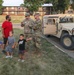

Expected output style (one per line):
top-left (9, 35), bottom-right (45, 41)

top-left (33, 19), bottom-right (42, 51)
top-left (22, 18), bottom-right (34, 50)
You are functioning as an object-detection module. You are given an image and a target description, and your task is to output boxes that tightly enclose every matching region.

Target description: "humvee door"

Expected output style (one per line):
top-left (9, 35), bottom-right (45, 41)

top-left (43, 17), bottom-right (57, 35)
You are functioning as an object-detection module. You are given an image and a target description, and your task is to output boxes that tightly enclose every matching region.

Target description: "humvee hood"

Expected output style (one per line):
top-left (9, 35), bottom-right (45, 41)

top-left (61, 23), bottom-right (74, 30)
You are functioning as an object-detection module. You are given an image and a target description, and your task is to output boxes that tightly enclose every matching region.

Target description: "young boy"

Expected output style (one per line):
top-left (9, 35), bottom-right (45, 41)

top-left (5, 31), bottom-right (15, 58)
top-left (18, 34), bottom-right (32, 62)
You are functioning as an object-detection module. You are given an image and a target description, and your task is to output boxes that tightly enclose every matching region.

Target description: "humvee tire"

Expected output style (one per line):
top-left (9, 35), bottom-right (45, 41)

top-left (61, 34), bottom-right (74, 50)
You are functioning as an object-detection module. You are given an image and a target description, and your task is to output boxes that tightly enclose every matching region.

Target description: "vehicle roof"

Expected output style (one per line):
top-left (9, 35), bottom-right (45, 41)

top-left (43, 14), bottom-right (74, 18)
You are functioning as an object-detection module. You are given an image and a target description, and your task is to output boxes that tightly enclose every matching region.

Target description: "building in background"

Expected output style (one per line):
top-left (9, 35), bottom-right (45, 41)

top-left (2, 3), bottom-right (73, 15)
top-left (2, 6), bottom-right (43, 15)
top-left (2, 6), bottom-right (26, 15)
top-left (2, 0), bottom-right (25, 15)
top-left (2, 0), bottom-right (74, 15)
top-left (42, 3), bottom-right (53, 15)
top-left (2, 3), bottom-right (53, 16)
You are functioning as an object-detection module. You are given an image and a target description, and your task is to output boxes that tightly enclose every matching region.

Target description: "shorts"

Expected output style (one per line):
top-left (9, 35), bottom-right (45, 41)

top-left (3, 38), bottom-right (8, 44)
top-left (5, 46), bottom-right (13, 53)
top-left (0, 41), bottom-right (3, 45)
top-left (19, 50), bottom-right (25, 55)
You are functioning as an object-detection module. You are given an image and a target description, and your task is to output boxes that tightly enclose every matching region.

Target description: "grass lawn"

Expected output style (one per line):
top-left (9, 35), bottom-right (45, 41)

top-left (0, 28), bottom-right (74, 75)
top-left (0, 15), bottom-right (42, 24)
top-left (0, 15), bottom-right (24, 24)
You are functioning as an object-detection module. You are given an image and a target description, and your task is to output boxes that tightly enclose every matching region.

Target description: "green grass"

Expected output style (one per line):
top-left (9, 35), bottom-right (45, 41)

top-left (0, 15), bottom-right (37, 24)
top-left (0, 28), bottom-right (74, 75)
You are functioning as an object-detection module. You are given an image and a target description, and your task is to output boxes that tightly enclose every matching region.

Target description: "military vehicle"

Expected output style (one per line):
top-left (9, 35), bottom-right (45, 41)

top-left (43, 14), bottom-right (74, 49)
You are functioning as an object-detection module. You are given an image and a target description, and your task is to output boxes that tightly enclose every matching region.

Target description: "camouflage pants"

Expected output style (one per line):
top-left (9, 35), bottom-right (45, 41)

top-left (32, 33), bottom-right (41, 51)
top-left (24, 33), bottom-right (32, 50)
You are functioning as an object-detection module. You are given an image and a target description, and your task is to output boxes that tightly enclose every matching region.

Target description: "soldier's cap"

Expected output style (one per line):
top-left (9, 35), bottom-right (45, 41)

top-left (25, 13), bottom-right (30, 17)
top-left (34, 13), bottom-right (40, 16)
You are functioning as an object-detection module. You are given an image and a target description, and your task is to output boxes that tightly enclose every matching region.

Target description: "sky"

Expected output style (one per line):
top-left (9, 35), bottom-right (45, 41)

top-left (3, 0), bottom-right (24, 6)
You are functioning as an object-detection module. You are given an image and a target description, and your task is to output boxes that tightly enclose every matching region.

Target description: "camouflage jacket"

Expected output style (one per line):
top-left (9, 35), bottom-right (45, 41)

top-left (33, 19), bottom-right (42, 33)
top-left (22, 18), bottom-right (34, 34)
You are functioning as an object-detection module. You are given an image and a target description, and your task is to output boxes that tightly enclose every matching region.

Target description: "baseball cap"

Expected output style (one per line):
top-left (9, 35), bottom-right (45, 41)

top-left (34, 13), bottom-right (40, 16)
top-left (25, 13), bottom-right (30, 17)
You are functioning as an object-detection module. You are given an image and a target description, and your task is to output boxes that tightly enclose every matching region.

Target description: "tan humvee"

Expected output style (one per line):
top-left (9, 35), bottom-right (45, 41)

top-left (43, 14), bottom-right (74, 49)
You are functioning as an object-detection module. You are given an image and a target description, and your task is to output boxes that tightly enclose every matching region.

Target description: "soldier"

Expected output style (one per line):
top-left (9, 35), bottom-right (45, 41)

top-left (21, 13), bottom-right (34, 51)
top-left (33, 13), bottom-right (42, 53)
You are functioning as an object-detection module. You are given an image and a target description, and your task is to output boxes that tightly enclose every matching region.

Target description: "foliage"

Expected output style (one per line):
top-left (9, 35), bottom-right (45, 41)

top-left (20, 4), bottom-right (24, 7)
top-left (0, 0), bottom-right (3, 15)
top-left (44, 0), bottom-right (58, 10)
top-left (44, 0), bottom-right (70, 13)
top-left (57, 0), bottom-right (70, 13)
top-left (71, 0), bottom-right (74, 9)
top-left (23, 0), bottom-right (43, 14)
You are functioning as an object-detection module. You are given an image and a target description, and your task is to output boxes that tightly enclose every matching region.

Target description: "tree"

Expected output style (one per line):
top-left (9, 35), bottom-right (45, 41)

top-left (44, 0), bottom-right (70, 13)
top-left (0, 0), bottom-right (3, 14)
top-left (44, 0), bottom-right (58, 12)
top-left (57, 0), bottom-right (70, 13)
top-left (23, 0), bottom-right (43, 14)
top-left (20, 4), bottom-right (24, 7)
top-left (71, 0), bottom-right (74, 9)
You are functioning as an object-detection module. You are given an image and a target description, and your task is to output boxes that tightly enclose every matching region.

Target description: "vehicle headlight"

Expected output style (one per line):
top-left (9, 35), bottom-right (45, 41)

top-left (72, 28), bottom-right (74, 35)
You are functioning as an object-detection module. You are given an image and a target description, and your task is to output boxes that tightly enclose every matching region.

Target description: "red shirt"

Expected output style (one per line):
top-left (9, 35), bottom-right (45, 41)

top-left (2, 21), bottom-right (13, 38)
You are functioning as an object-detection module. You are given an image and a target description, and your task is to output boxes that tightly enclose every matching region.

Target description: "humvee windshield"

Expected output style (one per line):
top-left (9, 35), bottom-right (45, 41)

top-left (47, 19), bottom-right (55, 25)
top-left (43, 18), bottom-right (53, 25)
top-left (43, 17), bottom-right (58, 25)
top-left (60, 17), bottom-right (74, 23)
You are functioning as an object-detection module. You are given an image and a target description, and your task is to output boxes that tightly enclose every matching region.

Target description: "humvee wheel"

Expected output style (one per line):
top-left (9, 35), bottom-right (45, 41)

top-left (61, 34), bottom-right (74, 50)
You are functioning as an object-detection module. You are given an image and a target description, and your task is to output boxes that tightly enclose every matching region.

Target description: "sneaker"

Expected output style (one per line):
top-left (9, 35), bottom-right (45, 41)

top-left (21, 60), bottom-right (25, 62)
top-left (10, 56), bottom-right (13, 58)
top-left (5, 56), bottom-right (10, 58)
top-left (2, 50), bottom-right (6, 54)
top-left (18, 59), bottom-right (21, 61)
